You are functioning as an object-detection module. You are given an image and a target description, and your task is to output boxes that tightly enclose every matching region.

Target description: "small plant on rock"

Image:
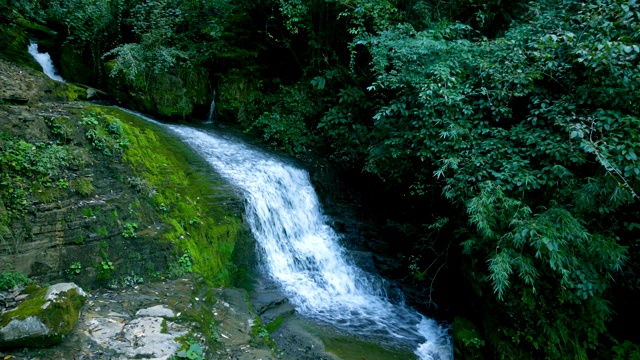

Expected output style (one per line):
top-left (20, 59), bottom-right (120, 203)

top-left (177, 251), bottom-right (193, 273)
top-left (169, 251), bottom-right (193, 276)
top-left (67, 262), bottom-right (82, 275)
top-left (0, 271), bottom-right (31, 291)
top-left (97, 260), bottom-right (115, 280)
top-left (177, 343), bottom-right (204, 360)
top-left (122, 221), bottom-right (138, 238)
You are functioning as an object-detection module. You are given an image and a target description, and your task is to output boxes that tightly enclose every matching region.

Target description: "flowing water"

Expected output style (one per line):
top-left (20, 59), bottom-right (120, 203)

top-left (121, 109), bottom-right (452, 359)
top-left (205, 88), bottom-right (217, 124)
top-left (27, 41), bottom-right (66, 82)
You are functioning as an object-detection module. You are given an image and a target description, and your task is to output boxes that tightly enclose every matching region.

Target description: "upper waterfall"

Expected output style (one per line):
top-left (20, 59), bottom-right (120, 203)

top-left (27, 41), bottom-right (65, 82)
top-left (123, 109), bottom-right (452, 360)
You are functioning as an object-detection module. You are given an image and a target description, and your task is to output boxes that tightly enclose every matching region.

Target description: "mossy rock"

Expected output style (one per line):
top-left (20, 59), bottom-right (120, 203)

top-left (0, 20), bottom-right (38, 70)
top-left (0, 283), bottom-right (87, 348)
top-left (14, 16), bottom-right (57, 39)
top-left (217, 70), bottom-right (262, 123)
top-left (104, 62), bottom-right (210, 119)
top-left (59, 43), bottom-right (97, 86)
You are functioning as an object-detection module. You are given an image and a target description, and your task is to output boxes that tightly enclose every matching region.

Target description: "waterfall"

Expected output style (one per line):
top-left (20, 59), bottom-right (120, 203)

top-left (205, 88), bottom-right (216, 123)
top-left (123, 109), bottom-right (452, 360)
top-left (27, 41), bottom-right (65, 82)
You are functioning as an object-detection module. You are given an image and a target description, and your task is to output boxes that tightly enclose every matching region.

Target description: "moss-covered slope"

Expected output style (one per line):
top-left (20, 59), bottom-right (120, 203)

top-left (0, 57), bottom-right (247, 288)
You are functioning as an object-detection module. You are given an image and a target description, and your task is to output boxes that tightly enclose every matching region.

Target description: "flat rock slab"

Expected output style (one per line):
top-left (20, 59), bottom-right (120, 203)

top-left (85, 316), bottom-right (186, 359)
top-left (135, 305), bottom-right (175, 318)
top-left (251, 290), bottom-right (290, 315)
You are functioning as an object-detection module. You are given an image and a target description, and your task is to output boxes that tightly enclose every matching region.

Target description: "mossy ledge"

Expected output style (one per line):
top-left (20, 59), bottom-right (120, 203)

top-left (81, 105), bottom-right (248, 286)
top-left (1, 56), bottom-right (248, 288)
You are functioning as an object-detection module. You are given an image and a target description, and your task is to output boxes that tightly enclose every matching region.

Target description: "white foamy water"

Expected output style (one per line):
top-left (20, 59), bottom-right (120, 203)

top-left (27, 41), bottom-right (65, 82)
top-left (124, 109), bottom-right (452, 359)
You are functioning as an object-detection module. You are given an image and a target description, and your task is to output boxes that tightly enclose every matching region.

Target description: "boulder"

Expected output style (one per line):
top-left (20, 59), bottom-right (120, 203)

top-left (0, 283), bottom-right (86, 348)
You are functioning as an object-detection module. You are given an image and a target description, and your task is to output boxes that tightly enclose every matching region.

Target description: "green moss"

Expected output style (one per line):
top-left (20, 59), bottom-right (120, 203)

top-left (250, 315), bottom-right (277, 350)
top-left (32, 182), bottom-right (63, 203)
top-left (72, 177), bottom-right (95, 197)
top-left (22, 285), bottom-right (42, 296)
top-left (66, 147), bottom-right (92, 168)
top-left (87, 106), bottom-right (245, 286)
top-left (0, 22), bottom-right (38, 69)
top-left (59, 43), bottom-right (96, 85)
top-left (14, 17), bottom-right (57, 37)
top-left (265, 315), bottom-right (284, 333)
top-left (52, 82), bottom-right (87, 102)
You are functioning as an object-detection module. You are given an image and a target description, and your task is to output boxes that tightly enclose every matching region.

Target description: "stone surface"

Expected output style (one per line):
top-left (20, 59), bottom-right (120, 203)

top-left (0, 277), bottom-right (288, 359)
top-left (0, 57), bottom-right (173, 286)
top-left (0, 316), bottom-right (49, 342)
top-left (86, 316), bottom-right (186, 359)
top-left (45, 283), bottom-right (87, 300)
top-left (135, 304), bottom-right (175, 318)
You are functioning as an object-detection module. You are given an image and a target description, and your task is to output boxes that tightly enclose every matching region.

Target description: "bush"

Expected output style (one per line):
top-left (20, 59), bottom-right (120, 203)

top-left (0, 271), bottom-right (32, 291)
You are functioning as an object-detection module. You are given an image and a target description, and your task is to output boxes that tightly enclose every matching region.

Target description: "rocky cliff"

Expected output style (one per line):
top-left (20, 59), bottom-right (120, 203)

top-left (0, 51), bottom-right (289, 358)
top-left (0, 58), bottom-right (248, 289)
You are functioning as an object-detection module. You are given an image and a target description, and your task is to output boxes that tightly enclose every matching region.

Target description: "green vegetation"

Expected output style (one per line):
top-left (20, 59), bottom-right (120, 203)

top-left (92, 107), bottom-right (244, 285)
top-left (108, 272), bottom-right (144, 289)
top-left (169, 251), bottom-right (194, 276)
top-left (67, 262), bottom-right (82, 275)
top-left (0, 132), bottom-right (74, 223)
top-left (173, 342), bottom-right (204, 360)
top-left (72, 177), bottom-right (95, 197)
top-left (121, 221), bottom-right (138, 238)
top-left (265, 315), bottom-right (284, 334)
top-left (2, 0), bottom-right (639, 357)
top-left (82, 112), bottom-right (129, 156)
top-left (97, 260), bottom-right (114, 280)
top-left (0, 271), bottom-right (32, 291)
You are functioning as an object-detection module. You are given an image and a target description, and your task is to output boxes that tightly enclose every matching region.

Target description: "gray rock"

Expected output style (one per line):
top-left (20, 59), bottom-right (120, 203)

top-left (0, 316), bottom-right (50, 342)
top-left (135, 305), bottom-right (175, 318)
top-left (45, 283), bottom-right (87, 300)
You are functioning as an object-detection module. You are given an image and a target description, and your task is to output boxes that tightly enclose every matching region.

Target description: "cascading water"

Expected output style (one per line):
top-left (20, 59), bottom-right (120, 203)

top-left (124, 109), bottom-right (452, 359)
top-left (205, 88), bottom-right (217, 124)
top-left (27, 41), bottom-right (65, 82)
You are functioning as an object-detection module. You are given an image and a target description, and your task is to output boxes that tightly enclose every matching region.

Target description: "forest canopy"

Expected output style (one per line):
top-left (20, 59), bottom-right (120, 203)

top-left (2, 0), bottom-right (639, 358)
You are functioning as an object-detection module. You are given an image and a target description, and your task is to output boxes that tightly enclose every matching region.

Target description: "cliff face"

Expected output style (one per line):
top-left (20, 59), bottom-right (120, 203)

top-left (0, 58), bottom-right (245, 289)
top-left (0, 55), bottom-right (291, 360)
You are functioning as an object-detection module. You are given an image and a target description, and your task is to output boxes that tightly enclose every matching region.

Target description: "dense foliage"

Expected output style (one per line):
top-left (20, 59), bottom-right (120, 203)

top-left (3, 0), bottom-right (640, 357)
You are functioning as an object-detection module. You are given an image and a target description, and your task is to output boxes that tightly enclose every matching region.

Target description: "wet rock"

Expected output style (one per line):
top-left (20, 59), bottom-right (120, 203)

top-left (250, 289), bottom-right (296, 325)
top-left (346, 250), bottom-right (377, 274)
top-left (0, 282), bottom-right (86, 348)
top-left (251, 290), bottom-right (289, 315)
